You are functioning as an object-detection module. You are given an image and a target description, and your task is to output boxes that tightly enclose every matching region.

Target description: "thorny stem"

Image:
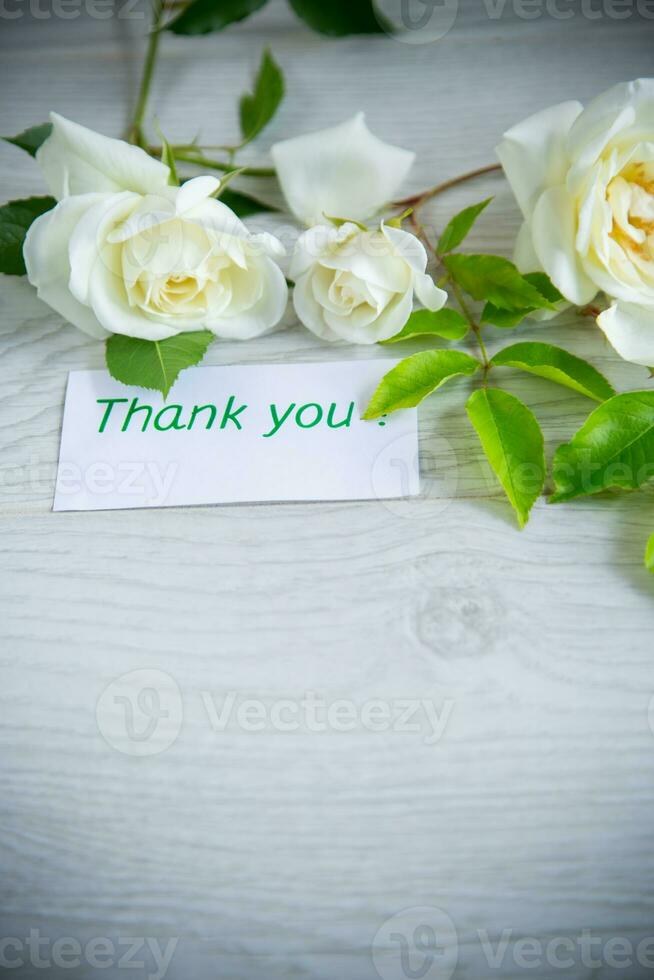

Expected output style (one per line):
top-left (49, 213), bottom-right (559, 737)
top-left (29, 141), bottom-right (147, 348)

top-left (128, 1), bottom-right (275, 179)
top-left (450, 278), bottom-right (491, 377)
top-left (128, 0), bottom-right (165, 148)
top-left (579, 304), bottom-right (602, 319)
top-left (409, 197), bottom-right (492, 377)
top-left (402, 161), bottom-right (601, 372)
top-left (168, 150), bottom-right (275, 178)
top-left (394, 162), bottom-right (503, 210)
top-left (144, 144), bottom-right (275, 177)
top-left (409, 209), bottom-right (435, 253)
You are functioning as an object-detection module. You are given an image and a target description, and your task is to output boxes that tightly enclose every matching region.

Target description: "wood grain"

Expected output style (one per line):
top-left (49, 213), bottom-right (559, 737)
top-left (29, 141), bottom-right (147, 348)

top-left (1, 4), bottom-right (654, 978)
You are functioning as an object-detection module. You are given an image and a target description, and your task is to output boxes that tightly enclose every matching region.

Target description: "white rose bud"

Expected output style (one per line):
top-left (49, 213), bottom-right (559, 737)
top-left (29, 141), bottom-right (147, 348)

top-left (272, 113), bottom-right (446, 343)
top-left (290, 221), bottom-right (447, 344)
top-left (497, 79), bottom-right (654, 366)
top-left (24, 113), bottom-right (287, 342)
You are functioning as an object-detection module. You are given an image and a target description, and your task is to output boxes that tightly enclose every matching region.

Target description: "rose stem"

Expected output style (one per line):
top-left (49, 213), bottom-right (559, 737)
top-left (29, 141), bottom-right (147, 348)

top-left (130, 4), bottom-right (276, 180)
top-left (394, 162), bottom-right (503, 210)
top-left (409, 191), bottom-right (491, 376)
top-left (128, 0), bottom-right (165, 148)
top-left (450, 278), bottom-right (491, 376)
top-left (170, 151), bottom-right (275, 178)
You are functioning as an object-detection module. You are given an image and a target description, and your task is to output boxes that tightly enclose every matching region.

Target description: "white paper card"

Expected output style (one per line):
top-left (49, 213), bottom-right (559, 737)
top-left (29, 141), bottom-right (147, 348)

top-left (53, 360), bottom-right (419, 511)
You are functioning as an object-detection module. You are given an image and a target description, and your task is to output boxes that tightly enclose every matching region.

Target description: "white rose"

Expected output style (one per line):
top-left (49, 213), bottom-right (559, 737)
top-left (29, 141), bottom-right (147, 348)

top-left (290, 221), bottom-right (447, 344)
top-left (272, 113), bottom-right (446, 343)
top-left (24, 113), bottom-right (287, 342)
top-left (497, 78), bottom-right (654, 366)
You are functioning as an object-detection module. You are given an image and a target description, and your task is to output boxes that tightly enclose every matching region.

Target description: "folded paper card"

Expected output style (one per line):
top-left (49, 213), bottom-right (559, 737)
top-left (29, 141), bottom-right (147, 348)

top-left (53, 361), bottom-right (420, 511)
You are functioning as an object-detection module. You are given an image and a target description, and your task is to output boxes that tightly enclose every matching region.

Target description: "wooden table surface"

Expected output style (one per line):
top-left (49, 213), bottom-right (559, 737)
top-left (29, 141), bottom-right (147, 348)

top-left (1, 3), bottom-right (654, 978)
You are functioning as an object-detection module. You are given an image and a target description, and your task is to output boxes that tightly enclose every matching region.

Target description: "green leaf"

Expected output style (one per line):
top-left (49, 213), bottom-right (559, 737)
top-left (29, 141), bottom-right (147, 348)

top-left (239, 48), bottom-right (284, 145)
top-left (480, 303), bottom-right (530, 328)
top-left (523, 272), bottom-right (564, 304)
top-left (481, 272), bottom-right (565, 328)
top-left (437, 198), bottom-right (492, 255)
top-left (288, 0), bottom-right (389, 35)
top-left (0, 196), bottom-right (56, 276)
top-left (444, 254), bottom-right (557, 312)
top-left (551, 391), bottom-right (654, 503)
top-left (646, 531), bottom-right (654, 574)
top-left (386, 206), bottom-right (413, 230)
top-left (157, 131), bottom-right (179, 186)
top-left (218, 187), bottom-right (276, 217)
top-left (213, 167), bottom-right (246, 196)
top-left (381, 308), bottom-right (469, 344)
top-left (3, 122), bottom-right (52, 158)
top-left (105, 331), bottom-right (214, 399)
top-left (466, 387), bottom-right (545, 528)
top-left (167, 0), bottom-right (268, 35)
top-left (362, 349), bottom-right (480, 419)
top-left (490, 342), bottom-right (615, 402)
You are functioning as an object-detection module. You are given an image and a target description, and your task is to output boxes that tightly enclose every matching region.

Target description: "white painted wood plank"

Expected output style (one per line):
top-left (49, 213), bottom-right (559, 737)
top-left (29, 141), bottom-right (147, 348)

top-left (1, 8), bottom-right (654, 980)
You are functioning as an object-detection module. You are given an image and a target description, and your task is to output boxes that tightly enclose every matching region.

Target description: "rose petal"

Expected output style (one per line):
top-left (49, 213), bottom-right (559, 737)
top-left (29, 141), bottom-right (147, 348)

top-left (182, 196), bottom-right (249, 239)
top-left (290, 225), bottom-right (342, 280)
top-left (413, 272), bottom-right (447, 311)
top-left (37, 112), bottom-right (171, 200)
top-left (23, 194), bottom-right (109, 339)
top-left (68, 192), bottom-right (140, 305)
top-left (582, 235), bottom-right (654, 309)
top-left (271, 113), bottom-right (415, 226)
top-left (496, 101), bottom-right (582, 218)
top-left (320, 241), bottom-right (411, 293)
top-left (176, 175), bottom-right (221, 213)
top-left (574, 159), bottom-right (610, 257)
top-left (88, 241), bottom-right (188, 341)
top-left (567, 79), bottom-right (654, 187)
top-left (597, 301), bottom-right (654, 366)
top-left (383, 223), bottom-right (451, 311)
top-left (326, 288), bottom-right (413, 345)
top-left (531, 185), bottom-right (598, 305)
top-left (106, 191), bottom-right (176, 245)
top-left (207, 258), bottom-right (288, 339)
top-left (381, 223), bottom-right (428, 275)
top-left (513, 220), bottom-right (541, 274)
top-left (292, 273), bottom-right (340, 341)
top-left (249, 231), bottom-right (286, 259)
